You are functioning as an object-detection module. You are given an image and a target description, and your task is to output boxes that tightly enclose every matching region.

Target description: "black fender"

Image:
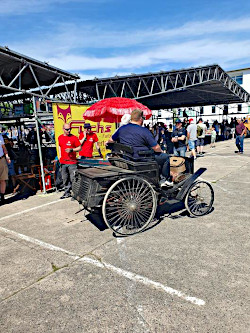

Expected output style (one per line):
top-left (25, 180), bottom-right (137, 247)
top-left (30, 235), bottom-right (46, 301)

top-left (176, 168), bottom-right (207, 201)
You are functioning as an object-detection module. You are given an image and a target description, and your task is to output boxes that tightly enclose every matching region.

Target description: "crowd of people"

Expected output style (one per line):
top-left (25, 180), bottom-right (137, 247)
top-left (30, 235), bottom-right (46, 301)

top-left (0, 123), bottom-right (56, 205)
top-left (0, 120), bottom-right (105, 204)
top-left (144, 116), bottom-right (248, 157)
top-left (1, 124), bottom-right (55, 145)
top-left (0, 114), bottom-right (248, 204)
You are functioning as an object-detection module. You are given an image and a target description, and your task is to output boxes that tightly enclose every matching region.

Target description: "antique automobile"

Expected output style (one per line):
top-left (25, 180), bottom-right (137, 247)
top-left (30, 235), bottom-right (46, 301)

top-left (72, 143), bottom-right (214, 236)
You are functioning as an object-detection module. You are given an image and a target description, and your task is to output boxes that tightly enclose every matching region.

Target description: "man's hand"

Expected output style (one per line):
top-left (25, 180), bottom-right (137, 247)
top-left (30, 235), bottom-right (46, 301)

top-left (6, 156), bottom-right (11, 164)
top-left (65, 148), bottom-right (73, 153)
top-left (105, 139), bottom-right (114, 146)
top-left (241, 131), bottom-right (245, 137)
top-left (105, 137), bottom-right (115, 146)
top-left (152, 144), bottom-right (163, 153)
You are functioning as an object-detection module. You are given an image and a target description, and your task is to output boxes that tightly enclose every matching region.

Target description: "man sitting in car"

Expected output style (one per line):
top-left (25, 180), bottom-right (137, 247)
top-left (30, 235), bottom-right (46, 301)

top-left (106, 109), bottom-right (173, 186)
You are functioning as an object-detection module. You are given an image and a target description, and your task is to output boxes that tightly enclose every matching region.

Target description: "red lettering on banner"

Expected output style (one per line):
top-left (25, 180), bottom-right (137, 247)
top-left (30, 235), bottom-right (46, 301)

top-left (68, 120), bottom-right (113, 134)
top-left (97, 124), bottom-right (104, 133)
top-left (105, 125), bottom-right (111, 133)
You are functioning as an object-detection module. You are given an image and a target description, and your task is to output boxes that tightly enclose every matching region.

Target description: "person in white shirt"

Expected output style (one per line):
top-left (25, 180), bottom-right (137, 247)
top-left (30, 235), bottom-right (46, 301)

top-left (0, 133), bottom-right (11, 205)
top-left (187, 118), bottom-right (197, 160)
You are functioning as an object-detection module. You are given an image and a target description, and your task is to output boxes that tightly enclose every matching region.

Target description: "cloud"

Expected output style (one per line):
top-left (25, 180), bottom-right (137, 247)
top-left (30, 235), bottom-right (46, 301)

top-left (0, 0), bottom-right (63, 14)
top-left (78, 71), bottom-right (134, 80)
top-left (7, 17), bottom-right (250, 55)
top-left (0, 0), bottom-right (106, 15)
top-left (37, 17), bottom-right (250, 50)
top-left (28, 39), bottom-right (250, 73)
top-left (6, 17), bottom-right (250, 76)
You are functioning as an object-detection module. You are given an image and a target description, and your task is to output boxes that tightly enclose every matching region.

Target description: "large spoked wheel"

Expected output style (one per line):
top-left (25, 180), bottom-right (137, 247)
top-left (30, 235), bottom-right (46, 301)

top-left (185, 181), bottom-right (214, 217)
top-left (102, 177), bottom-right (157, 236)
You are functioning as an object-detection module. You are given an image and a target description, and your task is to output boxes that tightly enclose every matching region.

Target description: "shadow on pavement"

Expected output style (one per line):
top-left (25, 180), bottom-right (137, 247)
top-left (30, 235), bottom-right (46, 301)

top-left (85, 211), bottom-right (108, 232)
top-left (80, 203), bottom-right (215, 237)
top-left (3, 191), bottom-right (37, 205)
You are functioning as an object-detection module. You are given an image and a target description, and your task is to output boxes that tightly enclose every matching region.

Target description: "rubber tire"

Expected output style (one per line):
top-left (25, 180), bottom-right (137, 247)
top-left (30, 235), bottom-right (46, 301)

top-left (102, 176), bottom-right (157, 236)
top-left (185, 180), bottom-right (214, 217)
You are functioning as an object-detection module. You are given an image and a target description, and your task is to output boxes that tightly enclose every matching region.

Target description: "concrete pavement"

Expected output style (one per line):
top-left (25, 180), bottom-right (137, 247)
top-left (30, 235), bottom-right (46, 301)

top-left (0, 138), bottom-right (249, 332)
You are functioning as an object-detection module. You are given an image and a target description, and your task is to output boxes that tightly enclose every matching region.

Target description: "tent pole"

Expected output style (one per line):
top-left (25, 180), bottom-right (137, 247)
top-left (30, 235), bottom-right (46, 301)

top-left (32, 96), bottom-right (46, 194)
top-left (74, 80), bottom-right (77, 103)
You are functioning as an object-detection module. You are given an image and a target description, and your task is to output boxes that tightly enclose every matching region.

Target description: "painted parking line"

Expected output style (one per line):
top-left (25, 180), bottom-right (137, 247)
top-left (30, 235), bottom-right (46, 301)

top-left (0, 225), bottom-right (79, 258)
top-left (0, 226), bottom-right (205, 306)
top-left (214, 184), bottom-right (233, 195)
top-left (218, 180), bottom-right (250, 184)
top-left (80, 256), bottom-right (205, 306)
top-left (0, 199), bottom-right (61, 221)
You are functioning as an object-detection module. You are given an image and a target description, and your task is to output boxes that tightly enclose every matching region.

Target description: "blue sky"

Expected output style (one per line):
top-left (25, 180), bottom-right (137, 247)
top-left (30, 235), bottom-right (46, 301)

top-left (1, 0), bottom-right (250, 80)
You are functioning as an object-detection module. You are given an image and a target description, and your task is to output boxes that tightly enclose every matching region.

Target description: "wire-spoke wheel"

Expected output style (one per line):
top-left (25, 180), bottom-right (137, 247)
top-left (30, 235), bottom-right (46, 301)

top-left (185, 181), bottom-right (214, 217)
top-left (102, 177), bottom-right (157, 236)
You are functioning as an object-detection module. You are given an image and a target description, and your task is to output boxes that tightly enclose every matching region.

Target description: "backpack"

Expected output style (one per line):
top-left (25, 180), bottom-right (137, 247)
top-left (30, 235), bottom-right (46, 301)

top-left (197, 125), bottom-right (203, 137)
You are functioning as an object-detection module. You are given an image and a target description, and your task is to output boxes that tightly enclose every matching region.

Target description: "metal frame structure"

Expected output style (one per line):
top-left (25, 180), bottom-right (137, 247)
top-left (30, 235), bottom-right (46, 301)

top-left (2, 62), bottom-right (249, 109)
top-left (50, 65), bottom-right (250, 109)
top-left (0, 46), bottom-right (79, 103)
top-left (93, 65), bottom-right (250, 108)
top-left (0, 46), bottom-right (79, 193)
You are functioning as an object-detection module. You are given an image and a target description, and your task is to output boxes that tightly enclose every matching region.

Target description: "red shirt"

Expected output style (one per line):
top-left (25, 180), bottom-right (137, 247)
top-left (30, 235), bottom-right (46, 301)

top-left (236, 123), bottom-right (245, 135)
top-left (79, 132), bottom-right (98, 157)
top-left (58, 134), bottom-right (80, 164)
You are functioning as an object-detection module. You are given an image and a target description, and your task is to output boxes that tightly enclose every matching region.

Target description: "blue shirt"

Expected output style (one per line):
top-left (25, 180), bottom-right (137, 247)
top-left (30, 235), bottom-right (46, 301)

top-left (171, 127), bottom-right (187, 148)
top-left (0, 134), bottom-right (4, 157)
top-left (112, 123), bottom-right (157, 158)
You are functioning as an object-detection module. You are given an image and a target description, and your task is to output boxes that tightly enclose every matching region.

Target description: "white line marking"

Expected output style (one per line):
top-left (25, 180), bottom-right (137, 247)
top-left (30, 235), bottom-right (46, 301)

top-left (214, 184), bottom-right (233, 194)
top-left (0, 226), bottom-right (79, 259)
top-left (116, 237), bottom-right (126, 244)
top-left (0, 199), bottom-right (61, 221)
top-left (0, 226), bottom-right (205, 306)
top-left (81, 257), bottom-right (205, 306)
top-left (218, 180), bottom-right (250, 184)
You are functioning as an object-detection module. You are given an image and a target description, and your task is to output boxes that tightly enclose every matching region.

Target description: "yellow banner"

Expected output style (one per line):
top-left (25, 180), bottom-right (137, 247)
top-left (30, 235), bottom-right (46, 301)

top-left (52, 103), bottom-right (116, 158)
top-left (245, 115), bottom-right (250, 131)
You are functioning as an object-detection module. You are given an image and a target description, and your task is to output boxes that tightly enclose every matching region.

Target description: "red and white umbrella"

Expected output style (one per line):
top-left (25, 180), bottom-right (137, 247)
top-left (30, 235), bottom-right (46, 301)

top-left (83, 97), bottom-right (152, 123)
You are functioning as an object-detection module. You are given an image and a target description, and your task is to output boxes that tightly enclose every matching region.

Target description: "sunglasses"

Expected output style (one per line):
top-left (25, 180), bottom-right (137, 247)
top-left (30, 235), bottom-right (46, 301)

top-left (64, 128), bottom-right (71, 131)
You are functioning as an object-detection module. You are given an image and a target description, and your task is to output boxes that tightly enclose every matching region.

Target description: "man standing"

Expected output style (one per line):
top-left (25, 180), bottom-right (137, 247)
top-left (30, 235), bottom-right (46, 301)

top-left (235, 118), bottom-right (246, 154)
top-left (187, 118), bottom-right (197, 160)
top-left (196, 118), bottom-right (207, 156)
top-left (107, 109), bottom-right (172, 186)
top-left (27, 127), bottom-right (38, 149)
top-left (58, 123), bottom-right (81, 199)
top-left (0, 133), bottom-right (11, 205)
top-left (171, 119), bottom-right (187, 157)
top-left (79, 123), bottom-right (102, 158)
top-left (3, 135), bottom-right (17, 191)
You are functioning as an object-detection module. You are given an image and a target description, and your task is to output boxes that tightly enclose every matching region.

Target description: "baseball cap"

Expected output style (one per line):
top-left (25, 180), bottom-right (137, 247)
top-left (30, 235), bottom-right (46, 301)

top-left (84, 123), bottom-right (92, 129)
top-left (189, 118), bottom-right (194, 124)
top-left (175, 119), bottom-right (182, 123)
